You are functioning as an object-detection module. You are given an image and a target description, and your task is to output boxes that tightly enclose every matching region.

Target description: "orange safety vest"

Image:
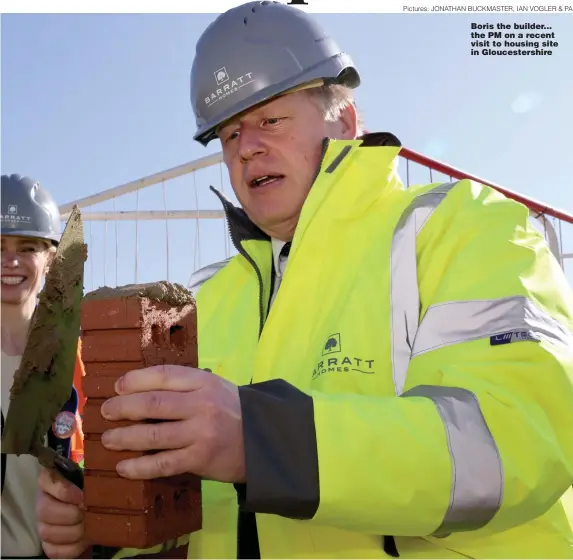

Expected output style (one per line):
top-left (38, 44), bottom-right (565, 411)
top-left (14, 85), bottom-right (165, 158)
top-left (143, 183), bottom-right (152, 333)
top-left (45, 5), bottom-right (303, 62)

top-left (70, 339), bottom-right (86, 465)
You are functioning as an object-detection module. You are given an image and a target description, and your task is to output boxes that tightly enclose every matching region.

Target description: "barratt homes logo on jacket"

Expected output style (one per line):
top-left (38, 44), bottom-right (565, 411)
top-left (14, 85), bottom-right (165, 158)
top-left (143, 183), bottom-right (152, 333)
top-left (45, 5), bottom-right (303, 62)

top-left (312, 333), bottom-right (376, 379)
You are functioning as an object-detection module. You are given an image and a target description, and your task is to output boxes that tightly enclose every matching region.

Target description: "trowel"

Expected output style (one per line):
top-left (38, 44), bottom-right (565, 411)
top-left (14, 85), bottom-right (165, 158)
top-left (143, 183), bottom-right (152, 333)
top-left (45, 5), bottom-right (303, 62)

top-left (1, 205), bottom-right (88, 489)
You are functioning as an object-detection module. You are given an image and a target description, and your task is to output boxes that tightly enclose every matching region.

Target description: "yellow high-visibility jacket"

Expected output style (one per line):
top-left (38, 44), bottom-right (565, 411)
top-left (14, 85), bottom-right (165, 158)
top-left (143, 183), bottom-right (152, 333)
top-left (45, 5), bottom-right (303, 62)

top-left (112, 132), bottom-right (573, 559)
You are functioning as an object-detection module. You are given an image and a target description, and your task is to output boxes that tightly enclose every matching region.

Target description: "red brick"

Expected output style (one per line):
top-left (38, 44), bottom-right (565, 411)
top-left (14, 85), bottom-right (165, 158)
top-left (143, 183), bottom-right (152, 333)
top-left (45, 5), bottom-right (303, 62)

top-left (84, 502), bottom-right (201, 549)
top-left (82, 329), bottom-right (142, 362)
top-left (82, 376), bottom-right (122, 399)
top-left (83, 401), bottom-right (133, 434)
top-left (84, 472), bottom-right (201, 511)
top-left (84, 439), bottom-right (146, 471)
top-left (84, 361), bottom-right (145, 379)
top-left (82, 298), bottom-right (143, 331)
top-left (84, 473), bottom-right (201, 549)
top-left (81, 298), bottom-right (198, 367)
top-left (80, 286), bottom-right (201, 548)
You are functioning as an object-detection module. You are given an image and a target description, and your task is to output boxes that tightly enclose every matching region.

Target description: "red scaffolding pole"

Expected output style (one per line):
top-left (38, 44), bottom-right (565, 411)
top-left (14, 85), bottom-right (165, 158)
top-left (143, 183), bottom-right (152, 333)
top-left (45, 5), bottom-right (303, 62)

top-left (400, 147), bottom-right (573, 223)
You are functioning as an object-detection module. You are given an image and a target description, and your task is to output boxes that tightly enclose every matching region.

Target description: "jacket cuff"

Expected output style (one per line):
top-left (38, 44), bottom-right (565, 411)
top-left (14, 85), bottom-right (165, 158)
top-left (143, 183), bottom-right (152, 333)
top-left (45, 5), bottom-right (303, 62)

top-left (237, 379), bottom-right (319, 519)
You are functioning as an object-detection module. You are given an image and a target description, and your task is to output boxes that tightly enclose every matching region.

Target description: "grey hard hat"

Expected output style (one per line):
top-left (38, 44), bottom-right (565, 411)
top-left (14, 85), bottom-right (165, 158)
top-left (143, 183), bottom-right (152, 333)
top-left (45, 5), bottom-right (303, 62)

top-left (191, 1), bottom-right (360, 146)
top-left (1, 174), bottom-right (61, 244)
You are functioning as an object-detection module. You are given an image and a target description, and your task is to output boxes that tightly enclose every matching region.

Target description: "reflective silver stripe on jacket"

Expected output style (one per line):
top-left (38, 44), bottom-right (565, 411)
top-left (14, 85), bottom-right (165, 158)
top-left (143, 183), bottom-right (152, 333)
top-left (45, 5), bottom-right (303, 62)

top-left (188, 257), bottom-right (232, 295)
top-left (389, 180), bottom-right (572, 536)
top-left (390, 182), bottom-right (457, 396)
top-left (413, 296), bottom-right (573, 358)
top-left (401, 384), bottom-right (503, 536)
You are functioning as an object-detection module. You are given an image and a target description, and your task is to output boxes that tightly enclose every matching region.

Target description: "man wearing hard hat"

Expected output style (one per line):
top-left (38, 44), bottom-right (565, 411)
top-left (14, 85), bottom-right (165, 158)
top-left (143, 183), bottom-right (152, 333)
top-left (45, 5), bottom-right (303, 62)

top-left (1, 174), bottom-right (86, 559)
top-left (35, 2), bottom-right (573, 559)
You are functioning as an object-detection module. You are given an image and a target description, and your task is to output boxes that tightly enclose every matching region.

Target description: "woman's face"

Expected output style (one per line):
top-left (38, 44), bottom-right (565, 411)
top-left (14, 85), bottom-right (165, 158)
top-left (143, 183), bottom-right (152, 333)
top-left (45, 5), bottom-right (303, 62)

top-left (1, 235), bottom-right (54, 306)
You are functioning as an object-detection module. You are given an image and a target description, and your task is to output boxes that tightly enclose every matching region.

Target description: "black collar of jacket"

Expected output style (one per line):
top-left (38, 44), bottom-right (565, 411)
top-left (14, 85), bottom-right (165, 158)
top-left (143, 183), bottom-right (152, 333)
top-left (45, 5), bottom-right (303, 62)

top-left (209, 132), bottom-right (402, 246)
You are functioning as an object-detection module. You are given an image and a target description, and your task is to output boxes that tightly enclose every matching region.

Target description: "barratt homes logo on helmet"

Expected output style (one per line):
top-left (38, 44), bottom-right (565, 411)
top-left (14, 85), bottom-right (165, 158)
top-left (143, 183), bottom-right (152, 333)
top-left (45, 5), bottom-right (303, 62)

top-left (52, 411), bottom-right (77, 439)
top-left (312, 333), bottom-right (376, 379)
top-left (205, 67), bottom-right (255, 107)
top-left (215, 67), bottom-right (229, 86)
top-left (2, 204), bottom-right (32, 224)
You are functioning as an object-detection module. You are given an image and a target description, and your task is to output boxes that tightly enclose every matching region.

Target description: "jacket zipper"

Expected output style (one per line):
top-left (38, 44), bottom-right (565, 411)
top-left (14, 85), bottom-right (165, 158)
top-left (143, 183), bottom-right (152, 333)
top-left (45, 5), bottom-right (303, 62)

top-left (218, 198), bottom-right (265, 339)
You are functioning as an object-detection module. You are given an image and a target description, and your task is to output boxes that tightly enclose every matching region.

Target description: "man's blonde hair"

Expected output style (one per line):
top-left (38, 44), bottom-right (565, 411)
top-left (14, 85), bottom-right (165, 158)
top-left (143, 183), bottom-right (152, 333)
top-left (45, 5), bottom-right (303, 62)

top-left (306, 84), bottom-right (365, 136)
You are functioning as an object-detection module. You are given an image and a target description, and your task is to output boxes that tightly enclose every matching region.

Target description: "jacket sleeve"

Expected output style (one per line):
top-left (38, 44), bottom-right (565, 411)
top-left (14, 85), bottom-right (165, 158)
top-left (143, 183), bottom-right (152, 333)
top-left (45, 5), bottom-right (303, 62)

top-left (237, 179), bottom-right (573, 538)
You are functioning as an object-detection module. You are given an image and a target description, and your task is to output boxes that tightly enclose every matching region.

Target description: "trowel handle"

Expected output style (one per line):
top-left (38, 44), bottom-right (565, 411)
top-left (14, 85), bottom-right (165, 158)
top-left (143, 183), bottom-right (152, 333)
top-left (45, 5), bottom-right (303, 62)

top-left (53, 453), bottom-right (84, 490)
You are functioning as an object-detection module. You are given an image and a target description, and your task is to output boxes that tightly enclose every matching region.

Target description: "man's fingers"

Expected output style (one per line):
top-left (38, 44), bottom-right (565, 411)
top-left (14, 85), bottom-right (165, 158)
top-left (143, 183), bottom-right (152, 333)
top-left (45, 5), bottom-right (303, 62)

top-left (116, 447), bottom-right (192, 480)
top-left (38, 520), bottom-right (85, 545)
top-left (102, 420), bottom-right (191, 451)
top-left (42, 541), bottom-right (91, 560)
top-left (38, 468), bottom-right (83, 506)
top-left (101, 391), bottom-right (192, 421)
top-left (115, 365), bottom-right (211, 395)
top-left (37, 492), bottom-right (84, 526)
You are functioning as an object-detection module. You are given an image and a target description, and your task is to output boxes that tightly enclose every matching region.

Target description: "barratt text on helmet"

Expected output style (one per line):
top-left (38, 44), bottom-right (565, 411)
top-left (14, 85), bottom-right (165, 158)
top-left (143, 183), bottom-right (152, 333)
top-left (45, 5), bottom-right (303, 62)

top-left (2, 210), bottom-right (32, 224)
top-left (205, 69), bottom-right (254, 106)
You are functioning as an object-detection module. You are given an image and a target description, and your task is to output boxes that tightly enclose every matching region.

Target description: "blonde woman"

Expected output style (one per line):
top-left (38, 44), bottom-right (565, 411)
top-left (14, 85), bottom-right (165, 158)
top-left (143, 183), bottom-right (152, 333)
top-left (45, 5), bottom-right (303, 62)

top-left (1, 174), bottom-right (85, 559)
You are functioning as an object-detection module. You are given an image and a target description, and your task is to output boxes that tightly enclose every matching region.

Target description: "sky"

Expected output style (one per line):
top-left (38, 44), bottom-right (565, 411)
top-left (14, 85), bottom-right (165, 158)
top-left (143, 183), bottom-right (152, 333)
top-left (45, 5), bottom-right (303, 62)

top-left (2, 11), bottom-right (572, 290)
